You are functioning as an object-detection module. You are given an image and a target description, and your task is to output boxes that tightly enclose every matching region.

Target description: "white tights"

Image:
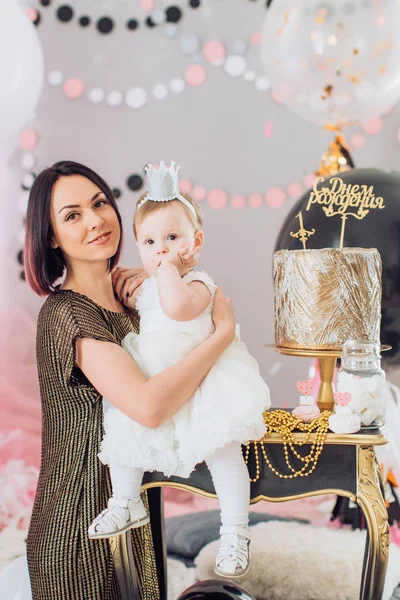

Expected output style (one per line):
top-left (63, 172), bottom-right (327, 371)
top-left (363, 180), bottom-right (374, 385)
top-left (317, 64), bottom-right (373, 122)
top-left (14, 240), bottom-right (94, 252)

top-left (110, 441), bottom-right (250, 529)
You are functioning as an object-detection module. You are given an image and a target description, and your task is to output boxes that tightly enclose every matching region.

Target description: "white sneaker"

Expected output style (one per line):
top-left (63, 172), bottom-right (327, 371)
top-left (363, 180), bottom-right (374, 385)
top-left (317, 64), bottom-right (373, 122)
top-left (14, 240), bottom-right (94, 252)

top-left (88, 497), bottom-right (149, 539)
top-left (214, 526), bottom-right (251, 578)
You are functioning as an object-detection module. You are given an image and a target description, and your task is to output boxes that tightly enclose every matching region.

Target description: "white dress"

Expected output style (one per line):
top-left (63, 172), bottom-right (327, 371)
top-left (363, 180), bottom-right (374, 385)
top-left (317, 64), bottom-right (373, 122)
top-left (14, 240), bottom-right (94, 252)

top-left (99, 270), bottom-right (271, 478)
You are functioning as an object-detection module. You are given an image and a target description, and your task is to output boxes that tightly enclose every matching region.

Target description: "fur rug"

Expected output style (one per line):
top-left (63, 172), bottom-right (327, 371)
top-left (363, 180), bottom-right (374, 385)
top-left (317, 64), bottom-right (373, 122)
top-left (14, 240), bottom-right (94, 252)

top-left (167, 557), bottom-right (196, 598)
top-left (193, 521), bottom-right (400, 600)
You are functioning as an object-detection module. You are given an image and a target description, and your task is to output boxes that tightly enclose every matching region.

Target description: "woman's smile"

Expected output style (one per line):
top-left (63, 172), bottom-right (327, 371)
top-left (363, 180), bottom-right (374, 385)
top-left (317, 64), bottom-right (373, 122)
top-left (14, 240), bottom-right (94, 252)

top-left (88, 231), bottom-right (112, 245)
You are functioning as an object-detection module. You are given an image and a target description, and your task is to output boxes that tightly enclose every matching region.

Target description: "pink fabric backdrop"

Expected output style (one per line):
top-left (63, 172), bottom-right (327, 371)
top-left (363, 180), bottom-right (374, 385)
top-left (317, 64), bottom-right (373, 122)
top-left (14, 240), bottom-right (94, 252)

top-left (0, 310), bottom-right (40, 529)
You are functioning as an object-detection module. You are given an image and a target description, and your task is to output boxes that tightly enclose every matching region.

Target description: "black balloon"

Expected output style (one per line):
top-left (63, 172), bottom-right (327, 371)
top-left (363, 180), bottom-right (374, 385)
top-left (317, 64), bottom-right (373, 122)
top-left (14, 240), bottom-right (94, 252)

top-left (177, 579), bottom-right (255, 600)
top-left (274, 168), bottom-right (400, 365)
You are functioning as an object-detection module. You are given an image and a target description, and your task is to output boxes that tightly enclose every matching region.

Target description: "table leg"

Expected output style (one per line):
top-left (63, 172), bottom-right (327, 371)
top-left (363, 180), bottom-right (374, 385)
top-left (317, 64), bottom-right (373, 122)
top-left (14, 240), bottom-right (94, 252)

top-left (357, 446), bottom-right (389, 600)
top-left (109, 488), bottom-right (166, 600)
top-left (109, 533), bottom-right (141, 600)
top-left (147, 487), bottom-right (168, 600)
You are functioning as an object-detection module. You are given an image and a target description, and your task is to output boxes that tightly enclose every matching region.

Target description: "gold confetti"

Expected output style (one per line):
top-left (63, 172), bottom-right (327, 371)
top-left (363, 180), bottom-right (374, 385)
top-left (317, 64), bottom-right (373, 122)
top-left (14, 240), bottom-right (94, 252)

top-left (373, 39), bottom-right (393, 56)
top-left (276, 9), bottom-right (289, 36)
top-left (348, 74), bottom-right (361, 84)
top-left (318, 57), bottom-right (334, 71)
top-left (320, 85), bottom-right (333, 102)
top-left (316, 7), bottom-right (328, 25)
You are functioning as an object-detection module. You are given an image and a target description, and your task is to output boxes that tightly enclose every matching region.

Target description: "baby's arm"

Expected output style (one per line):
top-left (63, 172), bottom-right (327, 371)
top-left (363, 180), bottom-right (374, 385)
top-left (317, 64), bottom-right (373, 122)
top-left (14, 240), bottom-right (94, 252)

top-left (157, 261), bottom-right (211, 321)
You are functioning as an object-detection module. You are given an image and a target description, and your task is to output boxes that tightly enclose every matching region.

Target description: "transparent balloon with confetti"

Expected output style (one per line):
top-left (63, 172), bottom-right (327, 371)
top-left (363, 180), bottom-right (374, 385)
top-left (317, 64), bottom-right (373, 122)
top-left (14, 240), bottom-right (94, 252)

top-left (261, 0), bottom-right (400, 129)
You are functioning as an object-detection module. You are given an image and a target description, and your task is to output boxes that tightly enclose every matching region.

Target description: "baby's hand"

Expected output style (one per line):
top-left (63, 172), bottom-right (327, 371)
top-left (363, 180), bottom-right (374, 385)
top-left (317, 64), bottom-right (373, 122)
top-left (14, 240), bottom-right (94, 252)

top-left (159, 246), bottom-right (199, 276)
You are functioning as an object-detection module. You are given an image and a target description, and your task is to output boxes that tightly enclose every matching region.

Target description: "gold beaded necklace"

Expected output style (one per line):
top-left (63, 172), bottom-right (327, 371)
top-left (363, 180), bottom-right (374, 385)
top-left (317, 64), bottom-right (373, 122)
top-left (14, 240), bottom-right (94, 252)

top-left (244, 409), bottom-right (332, 482)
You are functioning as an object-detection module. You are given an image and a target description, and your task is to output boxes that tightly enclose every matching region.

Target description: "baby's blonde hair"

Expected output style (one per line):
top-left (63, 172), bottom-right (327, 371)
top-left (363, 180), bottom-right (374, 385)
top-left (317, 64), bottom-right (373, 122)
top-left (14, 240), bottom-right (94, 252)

top-left (133, 192), bottom-right (203, 238)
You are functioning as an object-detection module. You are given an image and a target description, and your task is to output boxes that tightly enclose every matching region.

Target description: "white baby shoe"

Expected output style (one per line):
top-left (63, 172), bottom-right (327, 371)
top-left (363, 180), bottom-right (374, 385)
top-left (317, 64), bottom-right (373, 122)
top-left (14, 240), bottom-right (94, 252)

top-left (88, 497), bottom-right (149, 539)
top-left (214, 526), bottom-right (251, 578)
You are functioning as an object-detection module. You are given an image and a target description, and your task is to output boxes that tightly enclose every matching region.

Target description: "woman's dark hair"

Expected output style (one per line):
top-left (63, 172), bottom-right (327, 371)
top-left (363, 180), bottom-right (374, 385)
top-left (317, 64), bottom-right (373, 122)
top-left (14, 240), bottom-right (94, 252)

top-left (24, 160), bottom-right (123, 297)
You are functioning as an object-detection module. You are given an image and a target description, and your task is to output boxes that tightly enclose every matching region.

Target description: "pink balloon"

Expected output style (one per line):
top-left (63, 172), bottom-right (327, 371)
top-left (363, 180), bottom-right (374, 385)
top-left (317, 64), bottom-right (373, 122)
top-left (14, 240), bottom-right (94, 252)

top-left (179, 179), bottom-right (192, 193)
top-left (19, 129), bottom-right (38, 151)
top-left (203, 41), bottom-right (226, 63)
top-left (362, 116), bottom-right (383, 135)
top-left (265, 187), bottom-right (286, 208)
top-left (287, 182), bottom-right (303, 198)
top-left (231, 195), bottom-right (246, 209)
top-left (192, 186), bottom-right (206, 201)
top-left (264, 121), bottom-right (273, 138)
top-left (185, 65), bottom-right (207, 87)
top-left (304, 173), bottom-right (318, 189)
top-left (26, 8), bottom-right (37, 21)
top-left (271, 85), bottom-right (289, 104)
top-left (63, 78), bottom-right (84, 99)
top-left (207, 188), bottom-right (228, 210)
top-left (350, 134), bottom-right (366, 149)
top-left (248, 194), bottom-right (263, 208)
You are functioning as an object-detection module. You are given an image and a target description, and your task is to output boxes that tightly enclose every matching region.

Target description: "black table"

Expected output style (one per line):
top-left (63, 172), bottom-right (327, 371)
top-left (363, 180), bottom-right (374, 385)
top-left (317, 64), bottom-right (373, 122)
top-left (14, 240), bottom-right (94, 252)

top-left (111, 428), bottom-right (389, 600)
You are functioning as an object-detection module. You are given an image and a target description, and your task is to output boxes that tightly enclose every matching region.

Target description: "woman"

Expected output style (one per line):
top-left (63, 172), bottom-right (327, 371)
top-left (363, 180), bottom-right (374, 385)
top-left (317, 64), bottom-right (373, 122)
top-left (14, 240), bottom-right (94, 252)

top-left (24, 160), bottom-right (236, 600)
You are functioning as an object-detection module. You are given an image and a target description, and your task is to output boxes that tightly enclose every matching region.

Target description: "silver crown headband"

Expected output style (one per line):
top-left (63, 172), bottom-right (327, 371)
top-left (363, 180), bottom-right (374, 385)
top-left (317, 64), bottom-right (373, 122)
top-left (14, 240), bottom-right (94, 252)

top-left (137, 161), bottom-right (197, 221)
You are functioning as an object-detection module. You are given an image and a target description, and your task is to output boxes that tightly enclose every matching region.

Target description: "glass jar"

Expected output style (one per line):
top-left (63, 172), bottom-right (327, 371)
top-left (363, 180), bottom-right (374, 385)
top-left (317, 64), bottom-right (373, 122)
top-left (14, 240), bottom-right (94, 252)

top-left (337, 340), bottom-right (385, 427)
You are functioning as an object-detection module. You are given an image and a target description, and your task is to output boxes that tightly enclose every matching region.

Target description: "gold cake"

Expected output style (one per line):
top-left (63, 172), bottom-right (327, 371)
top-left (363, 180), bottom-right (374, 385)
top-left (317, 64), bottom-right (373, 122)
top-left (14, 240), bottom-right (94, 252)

top-left (274, 248), bottom-right (382, 350)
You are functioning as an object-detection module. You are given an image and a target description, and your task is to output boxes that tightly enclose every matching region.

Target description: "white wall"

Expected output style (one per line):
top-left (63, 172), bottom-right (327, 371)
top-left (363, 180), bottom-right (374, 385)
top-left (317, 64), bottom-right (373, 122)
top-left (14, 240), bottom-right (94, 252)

top-left (4, 0), bottom-right (400, 401)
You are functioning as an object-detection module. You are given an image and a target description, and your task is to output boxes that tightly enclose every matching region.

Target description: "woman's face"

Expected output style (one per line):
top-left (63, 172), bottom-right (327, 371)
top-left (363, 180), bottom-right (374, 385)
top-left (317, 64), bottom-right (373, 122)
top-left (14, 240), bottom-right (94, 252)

top-left (50, 174), bottom-right (120, 268)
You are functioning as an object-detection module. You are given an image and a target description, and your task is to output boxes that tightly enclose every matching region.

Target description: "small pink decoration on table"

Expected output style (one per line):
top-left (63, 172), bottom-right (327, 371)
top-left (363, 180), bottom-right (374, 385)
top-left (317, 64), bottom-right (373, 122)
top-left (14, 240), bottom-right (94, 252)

top-left (292, 379), bottom-right (320, 423)
top-left (334, 391), bottom-right (352, 407)
top-left (296, 379), bottom-right (313, 395)
top-left (329, 390), bottom-right (360, 433)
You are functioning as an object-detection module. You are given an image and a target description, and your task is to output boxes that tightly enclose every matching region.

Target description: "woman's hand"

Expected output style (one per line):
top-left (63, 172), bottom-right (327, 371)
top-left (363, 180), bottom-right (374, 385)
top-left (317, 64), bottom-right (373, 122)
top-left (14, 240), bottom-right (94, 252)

top-left (112, 266), bottom-right (149, 307)
top-left (159, 246), bottom-right (199, 276)
top-left (211, 287), bottom-right (235, 345)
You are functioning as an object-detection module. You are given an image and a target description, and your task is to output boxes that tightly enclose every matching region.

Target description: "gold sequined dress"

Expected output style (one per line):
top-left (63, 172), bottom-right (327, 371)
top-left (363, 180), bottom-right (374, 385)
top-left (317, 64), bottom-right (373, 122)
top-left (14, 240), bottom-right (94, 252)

top-left (26, 289), bottom-right (160, 600)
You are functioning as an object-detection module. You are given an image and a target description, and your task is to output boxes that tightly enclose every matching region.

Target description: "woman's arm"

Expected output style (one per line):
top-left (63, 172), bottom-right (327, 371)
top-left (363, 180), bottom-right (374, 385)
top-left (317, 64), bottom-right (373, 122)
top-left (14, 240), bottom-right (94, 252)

top-left (75, 288), bottom-right (234, 428)
top-left (111, 266), bottom-right (148, 304)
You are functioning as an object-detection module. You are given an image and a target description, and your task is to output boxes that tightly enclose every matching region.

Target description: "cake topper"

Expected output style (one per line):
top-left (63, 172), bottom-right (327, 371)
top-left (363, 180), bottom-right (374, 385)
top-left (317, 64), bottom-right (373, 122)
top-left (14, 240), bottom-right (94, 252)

top-left (290, 211), bottom-right (315, 249)
top-left (305, 176), bottom-right (385, 249)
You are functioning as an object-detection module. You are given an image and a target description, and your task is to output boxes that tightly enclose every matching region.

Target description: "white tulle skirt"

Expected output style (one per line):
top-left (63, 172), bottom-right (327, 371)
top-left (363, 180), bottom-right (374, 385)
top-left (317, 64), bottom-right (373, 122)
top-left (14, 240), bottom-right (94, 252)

top-left (99, 331), bottom-right (271, 478)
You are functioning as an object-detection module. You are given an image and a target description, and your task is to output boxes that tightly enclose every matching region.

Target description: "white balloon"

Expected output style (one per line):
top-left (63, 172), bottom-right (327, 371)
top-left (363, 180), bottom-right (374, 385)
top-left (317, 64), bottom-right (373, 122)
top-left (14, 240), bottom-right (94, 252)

top-left (0, 0), bottom-right (44, 146)
top-left (0, 554), bottom-right (32, 599)
top-left (261, 0), bottom-right (400, 128)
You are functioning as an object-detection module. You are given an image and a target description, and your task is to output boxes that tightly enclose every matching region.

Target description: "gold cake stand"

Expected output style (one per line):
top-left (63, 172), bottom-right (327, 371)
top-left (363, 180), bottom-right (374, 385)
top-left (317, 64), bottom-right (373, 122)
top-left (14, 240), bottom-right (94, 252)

top-left (264, 344), bottom-right (391, 412)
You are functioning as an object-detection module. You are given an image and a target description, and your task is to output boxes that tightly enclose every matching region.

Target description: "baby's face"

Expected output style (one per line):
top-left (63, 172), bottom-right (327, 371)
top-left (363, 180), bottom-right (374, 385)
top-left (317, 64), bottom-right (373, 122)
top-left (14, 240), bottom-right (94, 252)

top-left (136, 202), bottom-right (199, 276)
